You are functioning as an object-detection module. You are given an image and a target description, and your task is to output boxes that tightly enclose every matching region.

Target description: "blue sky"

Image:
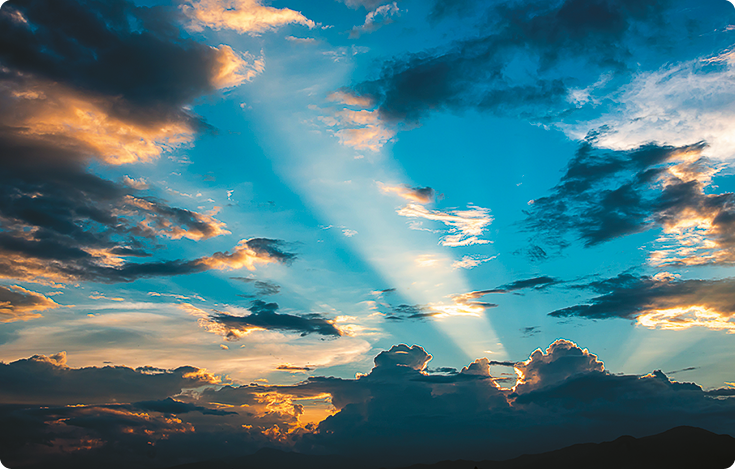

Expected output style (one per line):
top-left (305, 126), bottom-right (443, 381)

top-left (1, 0), bottom-right (735, 466)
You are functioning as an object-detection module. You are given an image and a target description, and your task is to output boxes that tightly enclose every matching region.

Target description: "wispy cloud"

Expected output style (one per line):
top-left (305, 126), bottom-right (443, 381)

top-left (451, 255), bottom-right (497, 270)
top-left (397, 203), bottom-right (492, 246)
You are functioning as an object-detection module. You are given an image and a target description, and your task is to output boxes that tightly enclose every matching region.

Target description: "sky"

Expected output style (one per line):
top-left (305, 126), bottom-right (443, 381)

top-left (1, 0), bottom-right (735, 467)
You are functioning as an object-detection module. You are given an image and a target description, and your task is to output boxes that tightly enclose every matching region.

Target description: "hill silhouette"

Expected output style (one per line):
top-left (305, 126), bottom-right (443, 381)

top-left (164, 426), bottom-right (735, 469)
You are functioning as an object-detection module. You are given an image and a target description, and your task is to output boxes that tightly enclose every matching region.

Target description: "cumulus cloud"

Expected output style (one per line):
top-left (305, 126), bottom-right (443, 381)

top-left (4, 341), bottom-right (735, 467)
top-left (526, 142), bottom-right (735, 265)
top-left (397, 203), bottom-right (492, 247)
top-left (0, 285), bottom-right (58, 323)
top-left (291, 339), bottom-right (735, 464)
top-left (513, 339), bottom-right (604, 394)
top-left (181, 300), bottom-right (342, 339)
top-left (181, 0), bottom-right (315, 35)
top-left (549, 272), bottom-right (735, 333)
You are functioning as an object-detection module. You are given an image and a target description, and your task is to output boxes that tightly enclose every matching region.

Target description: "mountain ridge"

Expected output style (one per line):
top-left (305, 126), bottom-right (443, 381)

top-left (163, 425), bottom-right (735, 469)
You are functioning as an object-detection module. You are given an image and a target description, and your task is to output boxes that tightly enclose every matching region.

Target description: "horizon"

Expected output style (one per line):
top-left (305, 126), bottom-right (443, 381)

top-left (1, 0), bottom-right (735, 467)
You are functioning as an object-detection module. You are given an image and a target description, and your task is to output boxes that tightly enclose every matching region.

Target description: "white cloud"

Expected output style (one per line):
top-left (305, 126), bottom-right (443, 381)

top-left (561, 49), bottom-right (735, 161)
top-left (397, 203), bottom-right (493, 247)
top-left (451, 255), bottom-right (497, 270)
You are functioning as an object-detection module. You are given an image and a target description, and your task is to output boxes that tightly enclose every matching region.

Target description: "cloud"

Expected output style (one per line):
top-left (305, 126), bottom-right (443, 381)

top-left (4, 341), bottom-right (735, 467)
top-left (561, 48), bottom-right (735, 161)
top-left (134, 397), bottom-right (235, 416)
top-left (294, 339), bottom-right (735, 464)
top-left (526, 142), bottom-right (735, 265)
top-left (549, 272), bottom-right (735, 333)
top-left (427, 0), bottom-right (476, 23)
top-left (0, 285), bottom-right (58, 323)
top-left (0, 352), bottom-right (219, 406)
top-left (0, 0), bottom-right (280, 286)
top-left (451, 276), bottom-right (558, 304)
top-left (124, 196), bottom-right (230, 241)
top-left (181, 0), bottom-right (315, 35)
top-left (193, 238), bottom-right (296, 271)
top-left (451, 254), bottom-right (496, 270)
top-left (232, 277), bottom-right (281, 296)
top-left (351, 0), bottom-right (697, 124)
top-left (317, 94), bottom-right (395, 151)
top-left (391, 276), bottom-right (559, 322)
top-left (327, 89), bottom-right (374, 108)
top-left (285, 36), bottom-right (317, 44)
top-left (377, 182), bottom-right (436, 203)
top-left (349, 2), bottom-right (400, 39)
top-left (181, 300), bottom-right (343, 339)
top-left (397, 203), bottom-right (492, 247)
top-left (513, 339), bottom-right (604, 394)
top-left (277, 365), bottom-right (314, 372)
top-left (338, 0), bottom-right (398, 9)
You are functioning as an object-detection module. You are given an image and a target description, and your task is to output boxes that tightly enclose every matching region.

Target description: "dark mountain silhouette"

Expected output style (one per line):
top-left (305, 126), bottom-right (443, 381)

top-left (164, 426), bottom-right (735, 469)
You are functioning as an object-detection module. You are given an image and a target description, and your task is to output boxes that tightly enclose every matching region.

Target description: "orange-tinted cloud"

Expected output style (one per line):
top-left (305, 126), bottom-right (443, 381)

top-left (549, 273), bottom-right (735, 333)
top-left (0, 285), bottom-right (59, 322)
top-left (181, 0), bottom-right (315, 35)
top-left (125, 197), bottom-right (230, 241)
top-left (196, 238), bottom-right (295, 271)
top-left (377, 182), bottom-right (436, 203)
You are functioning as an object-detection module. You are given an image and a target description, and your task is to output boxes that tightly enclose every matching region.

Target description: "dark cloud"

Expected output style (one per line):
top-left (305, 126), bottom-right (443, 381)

top-left (427, 0), bottom-right (476, 23)
top-left (666, 366), bottom-right (698, 375)
top-left (232, 277), bottom-right (282, 296)
top-left (405, 186), bottom-right (436, 203)
top-left (383, 303), bottom-right (440, 321)
top-left (0, 0), bottom-right (230, 123)
top-left (351, 0), bottom-right (733, 125)
top-left (4, 341), bottom-right (735, 468)
top-left (134, 397), bottom-right (234, 416)
top-left (0, 352), bottom-right (219, 406)
top-left (277, 365), bottom-right (314, 372)
top-left (526, 142), bottom-right (735, 265)
top-left (292, 339), bottom-right (735, 464)
top-left (451, 276), bottom-right (559, 306)
top-left (520, 326), bottom-right (540, 337)
top-left (0, 284), bottom-right (58, 322)
top-left (0, 0), bottom-right (276, 287)
top-left (492, 276), bottom-right (559, 293)
top-left (548, 272), bottom-right (735, 332)
top-left (206, 300), bottom-right (342, 338)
